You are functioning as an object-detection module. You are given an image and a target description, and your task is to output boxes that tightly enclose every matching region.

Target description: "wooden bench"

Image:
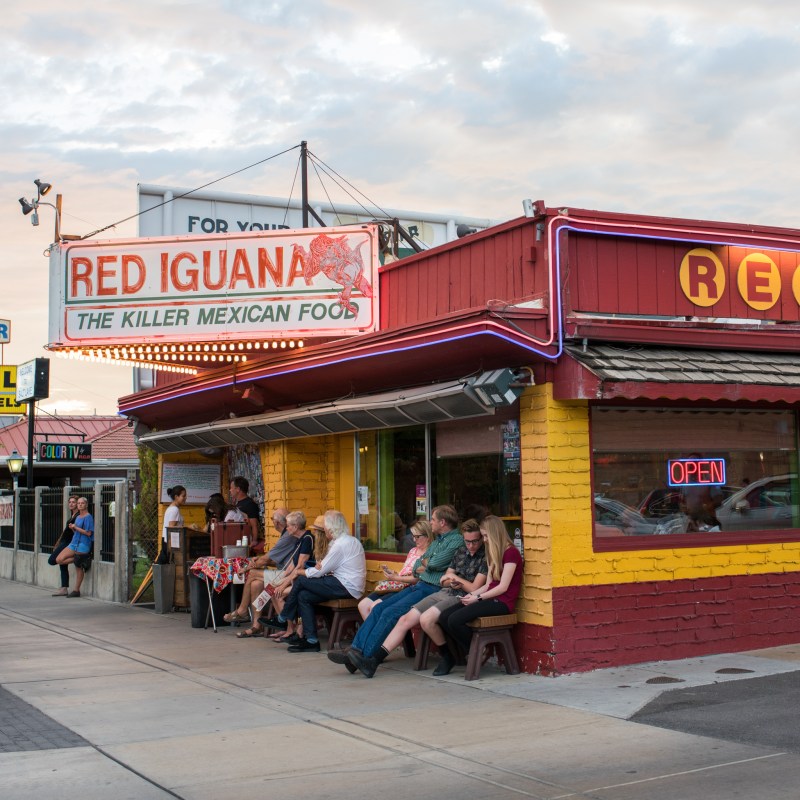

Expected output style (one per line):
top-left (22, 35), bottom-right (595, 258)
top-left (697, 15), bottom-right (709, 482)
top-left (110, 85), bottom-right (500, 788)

top-left (414, 613), bottom-right (519, 681)
top-left (315, 598), bottom-right (361, 648)
top-left (314, 595), bottom-right (416, 655)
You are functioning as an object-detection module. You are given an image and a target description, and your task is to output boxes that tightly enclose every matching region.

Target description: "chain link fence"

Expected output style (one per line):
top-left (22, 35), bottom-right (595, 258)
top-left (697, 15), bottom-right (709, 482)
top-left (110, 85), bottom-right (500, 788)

top-left (129, 483), bottom-right (158, 602)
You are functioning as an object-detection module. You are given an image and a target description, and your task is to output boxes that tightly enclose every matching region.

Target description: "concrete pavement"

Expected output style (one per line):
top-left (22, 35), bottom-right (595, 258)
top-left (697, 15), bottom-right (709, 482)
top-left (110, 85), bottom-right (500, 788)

top-left (2, 577), bottom-right (800, 799)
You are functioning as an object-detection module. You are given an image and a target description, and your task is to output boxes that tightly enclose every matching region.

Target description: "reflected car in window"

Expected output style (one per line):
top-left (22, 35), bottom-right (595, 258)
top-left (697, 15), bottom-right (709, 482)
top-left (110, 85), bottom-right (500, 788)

top-left (595, 496), bottom-right (685, 537)
top-left (638, 486), bottom-right (737, 519)
top-left (716, 474), bottom-right (799, 532)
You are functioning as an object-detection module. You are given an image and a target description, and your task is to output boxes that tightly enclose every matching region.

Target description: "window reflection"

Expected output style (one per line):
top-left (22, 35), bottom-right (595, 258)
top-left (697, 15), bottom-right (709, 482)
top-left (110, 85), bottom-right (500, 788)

top-left (591, 408), bottom-right (800, 537)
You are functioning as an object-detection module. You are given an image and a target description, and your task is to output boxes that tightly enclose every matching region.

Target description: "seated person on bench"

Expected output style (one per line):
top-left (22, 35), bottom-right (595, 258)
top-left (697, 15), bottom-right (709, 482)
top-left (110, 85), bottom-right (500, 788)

top-left (347, 518), bottom-right (487, 678)
top-left (432, 515), bottom-right (523, 676)
top-left (357, 519), bottom-right (432, 620)
top-left (263, 510), bottom-right (366, 652)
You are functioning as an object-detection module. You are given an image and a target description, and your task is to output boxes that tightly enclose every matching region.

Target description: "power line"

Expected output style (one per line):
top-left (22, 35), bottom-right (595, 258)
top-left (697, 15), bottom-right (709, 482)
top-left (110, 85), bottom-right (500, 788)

top-left (80, 143), bottom-right (302, 240)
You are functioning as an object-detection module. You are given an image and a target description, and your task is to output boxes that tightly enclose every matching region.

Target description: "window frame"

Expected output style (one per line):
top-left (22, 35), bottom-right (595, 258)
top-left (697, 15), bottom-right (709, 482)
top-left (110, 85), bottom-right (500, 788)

top-left (590, 401), bottom-right (800, 552)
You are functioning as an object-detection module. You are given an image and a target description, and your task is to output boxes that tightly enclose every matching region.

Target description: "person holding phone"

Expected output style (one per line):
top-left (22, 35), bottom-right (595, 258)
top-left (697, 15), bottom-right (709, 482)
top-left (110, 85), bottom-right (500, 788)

top-left (433, 515), bottom-right (523, 676)
top-left (342, 518), bottom-right (487, 678)
top-left (357, 520), bottom-right (432, 620)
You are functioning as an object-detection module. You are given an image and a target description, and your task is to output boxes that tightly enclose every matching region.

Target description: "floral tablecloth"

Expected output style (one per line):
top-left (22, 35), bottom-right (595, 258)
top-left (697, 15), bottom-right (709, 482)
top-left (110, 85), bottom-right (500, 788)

top-left (190, 556), bottom-right (250, 593)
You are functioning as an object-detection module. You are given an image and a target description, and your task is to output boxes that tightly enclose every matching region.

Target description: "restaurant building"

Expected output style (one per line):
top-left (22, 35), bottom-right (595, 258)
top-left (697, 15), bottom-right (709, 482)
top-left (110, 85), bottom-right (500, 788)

top-left (49, 202), bottom-right (800, 674)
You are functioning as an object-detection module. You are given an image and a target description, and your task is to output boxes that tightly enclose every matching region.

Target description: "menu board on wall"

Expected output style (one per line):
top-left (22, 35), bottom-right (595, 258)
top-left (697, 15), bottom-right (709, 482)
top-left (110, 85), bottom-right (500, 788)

top-left (160, 463), bottom-right (222, 505)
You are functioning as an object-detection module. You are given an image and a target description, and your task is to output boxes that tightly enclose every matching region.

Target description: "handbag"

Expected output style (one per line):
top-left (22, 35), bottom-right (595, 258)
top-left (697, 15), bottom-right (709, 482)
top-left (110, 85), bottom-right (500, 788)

top-left (74, 551), bottom-right (94, 571)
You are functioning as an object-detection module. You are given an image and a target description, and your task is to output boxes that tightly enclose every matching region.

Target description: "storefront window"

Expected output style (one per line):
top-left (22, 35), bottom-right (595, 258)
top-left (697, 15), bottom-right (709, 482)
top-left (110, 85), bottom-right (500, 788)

top-left (356, 406), bottom-right (522, 553)
top-left (433, 412), bottom-right (521, 526)
top-left (357, 426), bottom-right (428, 552)
top-left (591, 407), bottom-right (800, 541)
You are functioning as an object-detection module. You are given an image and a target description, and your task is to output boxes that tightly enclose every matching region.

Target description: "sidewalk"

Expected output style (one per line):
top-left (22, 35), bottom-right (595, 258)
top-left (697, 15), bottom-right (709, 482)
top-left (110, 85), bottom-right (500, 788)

top-left (2, 577), bottom-right (800, 799)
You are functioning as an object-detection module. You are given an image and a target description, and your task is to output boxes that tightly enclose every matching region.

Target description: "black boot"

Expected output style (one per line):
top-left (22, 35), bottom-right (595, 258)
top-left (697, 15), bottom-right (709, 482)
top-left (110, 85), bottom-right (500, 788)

top-left (433, 643), bottom-right (455, 676)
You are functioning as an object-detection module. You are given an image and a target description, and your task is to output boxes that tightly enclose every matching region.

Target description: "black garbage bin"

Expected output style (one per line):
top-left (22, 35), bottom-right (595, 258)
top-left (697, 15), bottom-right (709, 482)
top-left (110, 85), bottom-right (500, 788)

top-left (189, 572), bottom-right (209, 628)
top-left (189, 572), bottom-right (231, 628)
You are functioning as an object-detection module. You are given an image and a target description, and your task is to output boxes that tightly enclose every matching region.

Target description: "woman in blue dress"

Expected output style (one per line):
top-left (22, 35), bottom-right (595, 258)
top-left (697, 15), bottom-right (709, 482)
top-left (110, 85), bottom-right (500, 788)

top-left (56, 496), bottom-right (94, 597)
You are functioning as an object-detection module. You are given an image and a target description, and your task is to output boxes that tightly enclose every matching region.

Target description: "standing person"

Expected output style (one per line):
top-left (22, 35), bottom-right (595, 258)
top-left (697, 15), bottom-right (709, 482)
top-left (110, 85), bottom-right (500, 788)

top-left (229, 476), bottom-right (260, 545)
top-left (163, 485), bottom-right (186, 547)
top-left (204, 492), bottom-right (227, 530)
top-left (263, 509), bottom-right (366, 652)
top-left (56, 497), bottom-right (94, 598)
top-left (433, 515), bottom-right (523, 676)
top-left (49, 495), bottom-right (78, 596)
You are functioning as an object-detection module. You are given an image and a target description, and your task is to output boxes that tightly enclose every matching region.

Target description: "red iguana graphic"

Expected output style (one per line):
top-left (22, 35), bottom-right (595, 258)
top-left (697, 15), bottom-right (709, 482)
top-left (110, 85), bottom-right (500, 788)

top-left (292, 233), bottom-right (372, 315)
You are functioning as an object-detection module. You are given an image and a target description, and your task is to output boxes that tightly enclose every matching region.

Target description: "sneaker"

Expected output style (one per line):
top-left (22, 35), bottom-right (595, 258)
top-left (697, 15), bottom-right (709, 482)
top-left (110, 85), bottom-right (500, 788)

top-left (51, 588), bottom-right (69, 596)
top-left (68, 590), bottom-right (81, 598)
top-left (287, 639), bottom-right (321, 652)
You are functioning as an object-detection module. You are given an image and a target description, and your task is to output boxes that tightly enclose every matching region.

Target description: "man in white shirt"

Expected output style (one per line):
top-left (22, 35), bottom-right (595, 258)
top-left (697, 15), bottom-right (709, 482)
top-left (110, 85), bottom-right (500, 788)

top-left (263, 509), bottom-right (365, 652)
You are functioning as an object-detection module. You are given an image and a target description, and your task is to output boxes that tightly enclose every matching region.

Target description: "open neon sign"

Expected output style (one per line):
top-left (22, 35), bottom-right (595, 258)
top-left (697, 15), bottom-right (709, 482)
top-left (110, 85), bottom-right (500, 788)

top-left (668, 458), bottom-right (726, 487)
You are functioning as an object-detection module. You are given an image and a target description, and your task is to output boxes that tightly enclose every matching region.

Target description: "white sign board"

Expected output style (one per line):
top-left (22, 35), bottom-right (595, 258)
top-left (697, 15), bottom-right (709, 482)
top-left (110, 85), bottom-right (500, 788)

top-left (160, 462), bottom-right (222, 505)
top-left (48, 225), bottom-right (380, 349)
top-left (0, 319), bottom-right (10, 344)
top-left (138, 184), bottom-right (496, 249)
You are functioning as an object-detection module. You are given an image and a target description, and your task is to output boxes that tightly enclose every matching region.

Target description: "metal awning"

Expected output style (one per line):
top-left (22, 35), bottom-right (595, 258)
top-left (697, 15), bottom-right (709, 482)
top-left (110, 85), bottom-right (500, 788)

top-left (138, 371), bottom-right (521, 453)
top-left (556, 344), bottom-right (800, 403)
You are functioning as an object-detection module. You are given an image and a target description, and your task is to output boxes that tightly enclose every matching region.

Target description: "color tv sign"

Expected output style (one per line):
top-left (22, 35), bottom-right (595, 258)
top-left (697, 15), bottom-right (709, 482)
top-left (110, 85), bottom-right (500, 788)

top-left (47, 225), bottom-right (379, 349)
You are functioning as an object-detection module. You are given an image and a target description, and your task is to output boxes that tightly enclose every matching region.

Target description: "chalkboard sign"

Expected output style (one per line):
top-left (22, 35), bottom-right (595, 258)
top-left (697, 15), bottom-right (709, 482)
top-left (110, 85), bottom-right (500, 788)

top-left (161, 462), bottom-right (223, 505)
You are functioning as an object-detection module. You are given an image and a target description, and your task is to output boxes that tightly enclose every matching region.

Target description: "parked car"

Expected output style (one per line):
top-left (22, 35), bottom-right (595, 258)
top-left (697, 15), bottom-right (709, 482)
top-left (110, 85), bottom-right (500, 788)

top-left (638, 485), bottom-right (737, 518)
top-left (595, 496), bottom-right (685, 536)
top-left (716, 474), bottom-right (799, 532)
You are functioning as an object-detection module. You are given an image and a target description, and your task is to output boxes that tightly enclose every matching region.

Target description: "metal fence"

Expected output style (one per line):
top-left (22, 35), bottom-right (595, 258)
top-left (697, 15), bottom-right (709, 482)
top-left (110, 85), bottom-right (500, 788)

top-left (17, 491), bottom-right (35, 552)
top-left (40, 488), bottom-right (65, 554)
top-left (0, 483), bottom-right (132, 602)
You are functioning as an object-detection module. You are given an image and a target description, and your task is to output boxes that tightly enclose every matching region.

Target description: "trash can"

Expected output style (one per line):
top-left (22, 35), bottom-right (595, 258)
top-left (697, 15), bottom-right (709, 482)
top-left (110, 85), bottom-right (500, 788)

top-left (189, 571), bottom-right (210, 628)
top-left (153, 563), bottom-right (176, 614)
top-left (189, 571), bottom-right (230, 628)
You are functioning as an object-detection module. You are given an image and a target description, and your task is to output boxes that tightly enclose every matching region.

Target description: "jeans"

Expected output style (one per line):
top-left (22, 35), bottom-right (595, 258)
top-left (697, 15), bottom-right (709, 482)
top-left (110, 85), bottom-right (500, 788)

top-left (351, 582), bottom-right (439, 657)
top-left (48, 537), bottom-right (71, 589)
top-left (282, 575), bottom-right (351, 643)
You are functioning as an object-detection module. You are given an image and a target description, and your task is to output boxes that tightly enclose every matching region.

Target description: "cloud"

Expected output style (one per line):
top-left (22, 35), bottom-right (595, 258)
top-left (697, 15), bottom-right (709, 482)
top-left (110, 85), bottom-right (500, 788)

top-left (3, 1), bottom-right (800, 411)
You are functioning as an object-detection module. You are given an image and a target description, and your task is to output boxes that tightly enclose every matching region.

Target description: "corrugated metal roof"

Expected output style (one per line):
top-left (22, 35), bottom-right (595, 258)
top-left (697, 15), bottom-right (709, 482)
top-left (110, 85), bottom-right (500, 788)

top-left (565, 344), bottom-right (800, 386)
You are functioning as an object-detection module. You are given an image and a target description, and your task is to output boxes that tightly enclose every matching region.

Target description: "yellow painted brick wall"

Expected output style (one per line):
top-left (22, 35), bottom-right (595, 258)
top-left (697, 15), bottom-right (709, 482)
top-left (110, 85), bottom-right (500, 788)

top-left (519, 383), bottom-right (556, 628)
top-left (530, 384), bottom-right (800, 590)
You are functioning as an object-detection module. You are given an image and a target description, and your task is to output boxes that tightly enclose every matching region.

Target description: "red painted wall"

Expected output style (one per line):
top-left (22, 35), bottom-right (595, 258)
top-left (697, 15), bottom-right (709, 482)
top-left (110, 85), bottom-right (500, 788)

top-left (379, 219), bottom-right (545, 330)
top-left (516, 573), bottom-right (800, 675)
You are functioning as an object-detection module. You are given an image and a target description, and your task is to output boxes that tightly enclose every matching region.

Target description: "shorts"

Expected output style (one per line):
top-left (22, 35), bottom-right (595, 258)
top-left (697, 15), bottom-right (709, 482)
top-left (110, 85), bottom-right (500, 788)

top-left (413, 589), bottom-right (462, 615)
top-left (68, 534), bottom-right (92, 554)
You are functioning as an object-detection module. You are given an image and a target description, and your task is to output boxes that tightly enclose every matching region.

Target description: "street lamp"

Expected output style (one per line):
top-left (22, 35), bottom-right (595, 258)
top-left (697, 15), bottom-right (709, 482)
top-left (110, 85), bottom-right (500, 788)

top-left (7, 450), bottom-right (24, 491)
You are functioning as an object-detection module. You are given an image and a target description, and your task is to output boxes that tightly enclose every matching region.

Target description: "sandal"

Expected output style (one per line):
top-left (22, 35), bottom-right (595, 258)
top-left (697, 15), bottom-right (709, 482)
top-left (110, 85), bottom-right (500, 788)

top-left (223, 611), bottom-right (249, 623)
top-left (236, 626), bottom-right (264, 639)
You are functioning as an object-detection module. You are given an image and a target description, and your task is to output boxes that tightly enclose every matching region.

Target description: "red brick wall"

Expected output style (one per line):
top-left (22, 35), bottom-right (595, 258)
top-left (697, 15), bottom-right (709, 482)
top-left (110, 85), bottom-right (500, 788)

top-left (513, 572), bottom-right (800, 675)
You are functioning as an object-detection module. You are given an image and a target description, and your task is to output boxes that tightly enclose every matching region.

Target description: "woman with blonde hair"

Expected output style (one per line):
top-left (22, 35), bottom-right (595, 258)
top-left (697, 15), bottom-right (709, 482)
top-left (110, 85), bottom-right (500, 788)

top-left (433, 515), bottom-right (523, 676)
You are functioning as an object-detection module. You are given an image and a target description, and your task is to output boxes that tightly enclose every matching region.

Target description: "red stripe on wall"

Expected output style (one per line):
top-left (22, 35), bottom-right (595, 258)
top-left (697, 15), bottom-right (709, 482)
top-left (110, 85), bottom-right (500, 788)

top-left (513, 572), bottom-right (800, 676)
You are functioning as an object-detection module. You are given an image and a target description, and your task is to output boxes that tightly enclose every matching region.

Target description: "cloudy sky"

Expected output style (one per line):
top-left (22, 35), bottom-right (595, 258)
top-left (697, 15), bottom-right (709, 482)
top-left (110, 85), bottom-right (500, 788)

top-left (2, 0), bottom-right (798, 414)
